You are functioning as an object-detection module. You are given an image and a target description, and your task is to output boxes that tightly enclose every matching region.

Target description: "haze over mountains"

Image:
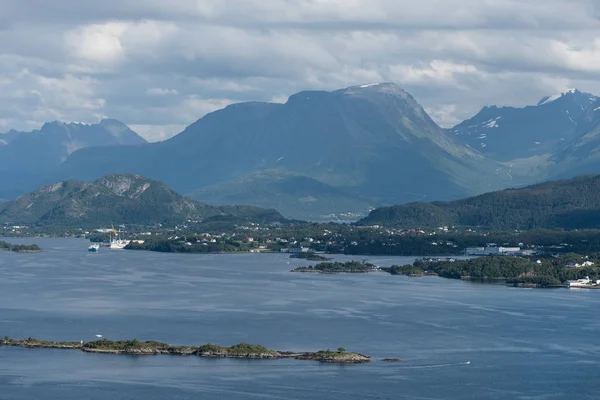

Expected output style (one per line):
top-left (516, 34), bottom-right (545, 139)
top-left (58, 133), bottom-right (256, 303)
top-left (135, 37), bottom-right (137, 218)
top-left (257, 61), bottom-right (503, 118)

top-left (0, 120), bottom-right (146, 201)
top-left (0, 119), bottom-right (146, 172)
top-left (3, 83), bottom-right (600, 221)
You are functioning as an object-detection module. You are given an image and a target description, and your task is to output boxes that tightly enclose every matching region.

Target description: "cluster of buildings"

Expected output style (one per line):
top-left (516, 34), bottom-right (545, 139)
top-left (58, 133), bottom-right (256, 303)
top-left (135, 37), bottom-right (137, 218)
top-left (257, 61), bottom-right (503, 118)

top-left (2, 225), bottom-right (28, 233)
top-left (465, 246), bottom-right (535, 256)
top-left (566, 261), bottom-right (594, 269)
top-left (567, 277), bottom-right (600, 288)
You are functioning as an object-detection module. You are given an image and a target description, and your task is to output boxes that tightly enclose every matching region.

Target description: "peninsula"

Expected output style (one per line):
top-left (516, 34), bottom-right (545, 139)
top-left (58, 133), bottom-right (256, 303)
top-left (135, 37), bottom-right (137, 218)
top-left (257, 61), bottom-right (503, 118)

top-left (0, 338), bottom-right (371, 364)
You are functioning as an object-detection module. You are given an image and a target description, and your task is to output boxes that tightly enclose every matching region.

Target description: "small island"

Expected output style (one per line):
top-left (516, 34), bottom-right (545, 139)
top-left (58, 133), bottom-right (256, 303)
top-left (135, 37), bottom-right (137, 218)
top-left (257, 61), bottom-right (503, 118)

top-left (0, 240), bottom-right (42, 253)
top-left (291, 261), bottom-right (378, 274)
top-left (289, 252), bottom-right (331, 261)
top-left (0, 337), bottom-right (371, 364)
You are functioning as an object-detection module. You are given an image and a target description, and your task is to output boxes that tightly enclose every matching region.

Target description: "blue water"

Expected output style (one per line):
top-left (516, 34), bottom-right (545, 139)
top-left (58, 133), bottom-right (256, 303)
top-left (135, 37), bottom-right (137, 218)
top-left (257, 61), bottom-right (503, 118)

top-left (1, 238), bottom-right (599, 399)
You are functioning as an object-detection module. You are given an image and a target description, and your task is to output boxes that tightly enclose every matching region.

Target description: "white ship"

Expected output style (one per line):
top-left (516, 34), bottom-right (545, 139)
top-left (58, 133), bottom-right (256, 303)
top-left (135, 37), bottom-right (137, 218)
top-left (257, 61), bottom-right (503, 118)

top-left (109, 226), bottom-right (131, 250)
top-left (88, 243), bottom-right (100, 252)
top-left (566, 276), bottom-right (600, 289)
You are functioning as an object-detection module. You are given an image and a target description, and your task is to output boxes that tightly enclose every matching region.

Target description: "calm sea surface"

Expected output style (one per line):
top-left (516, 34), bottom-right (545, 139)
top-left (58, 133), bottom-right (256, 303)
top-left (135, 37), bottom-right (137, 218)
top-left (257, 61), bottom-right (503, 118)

top-left (0, 238), bottom-right (599, 399)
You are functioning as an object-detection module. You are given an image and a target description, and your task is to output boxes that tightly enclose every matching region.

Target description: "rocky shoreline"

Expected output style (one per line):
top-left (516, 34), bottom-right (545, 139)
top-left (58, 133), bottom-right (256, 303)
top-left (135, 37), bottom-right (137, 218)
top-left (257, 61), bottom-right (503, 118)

top-left (0, 338), bottom-right (371, 364)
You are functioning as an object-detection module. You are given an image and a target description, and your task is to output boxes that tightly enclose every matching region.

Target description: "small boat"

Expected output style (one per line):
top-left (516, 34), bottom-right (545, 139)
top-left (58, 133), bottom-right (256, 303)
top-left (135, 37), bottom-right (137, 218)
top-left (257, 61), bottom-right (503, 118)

top-left (88, 244), bottom-right (100, 252)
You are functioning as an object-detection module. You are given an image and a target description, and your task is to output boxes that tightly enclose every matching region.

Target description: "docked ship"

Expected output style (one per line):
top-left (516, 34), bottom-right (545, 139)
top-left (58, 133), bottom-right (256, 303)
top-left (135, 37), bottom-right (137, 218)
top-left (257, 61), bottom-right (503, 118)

top-left (109, 226), bottom-right (131, 250)
top-left (566, 276), bottom-right (600, 289)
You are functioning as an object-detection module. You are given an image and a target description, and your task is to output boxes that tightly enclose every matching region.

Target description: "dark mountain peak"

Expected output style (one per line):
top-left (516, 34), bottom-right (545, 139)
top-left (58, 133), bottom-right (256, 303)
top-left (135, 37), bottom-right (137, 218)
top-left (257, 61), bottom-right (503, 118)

top-left (285, 83), bottom-right (412, 104)
top-left (40, 120), bottom-right (67, 131)
top-left (286, 89), bottom-right (336, 105)
top-left (341, 82), bottom-right (414, 101)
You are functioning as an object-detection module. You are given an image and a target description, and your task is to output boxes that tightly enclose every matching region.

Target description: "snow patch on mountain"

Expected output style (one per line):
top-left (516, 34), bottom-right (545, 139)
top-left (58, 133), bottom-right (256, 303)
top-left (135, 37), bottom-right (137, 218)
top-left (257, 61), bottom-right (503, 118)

top-left (537, 88), bottom-right (578, 106)
top-left (359, 83), bottom-right (382, 88)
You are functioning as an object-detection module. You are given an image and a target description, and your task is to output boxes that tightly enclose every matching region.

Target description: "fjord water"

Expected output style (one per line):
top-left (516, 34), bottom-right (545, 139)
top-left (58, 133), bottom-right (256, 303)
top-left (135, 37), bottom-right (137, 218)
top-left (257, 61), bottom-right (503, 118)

top-left (1, 239), bottom-right (599, 399)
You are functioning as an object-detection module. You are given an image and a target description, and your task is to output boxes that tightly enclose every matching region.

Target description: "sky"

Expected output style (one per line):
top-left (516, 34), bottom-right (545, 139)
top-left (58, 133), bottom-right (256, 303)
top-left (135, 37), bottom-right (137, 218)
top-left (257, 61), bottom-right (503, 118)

top-left (1, 0), bottom-right (600, 142)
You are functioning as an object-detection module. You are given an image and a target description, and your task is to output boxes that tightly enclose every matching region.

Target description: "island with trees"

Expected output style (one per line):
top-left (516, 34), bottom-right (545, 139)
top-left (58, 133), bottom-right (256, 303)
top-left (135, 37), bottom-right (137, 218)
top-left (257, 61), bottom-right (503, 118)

top-left (383, 254), bottom-right (600, 288)
top-left (0, 337), bottom-right (371, 363)
top-left (291, 261), bottom-right (378, 274)
top-left (0, 240), bottom-right (42, 253)
top-left (289, 252), bottom-right (331, 261)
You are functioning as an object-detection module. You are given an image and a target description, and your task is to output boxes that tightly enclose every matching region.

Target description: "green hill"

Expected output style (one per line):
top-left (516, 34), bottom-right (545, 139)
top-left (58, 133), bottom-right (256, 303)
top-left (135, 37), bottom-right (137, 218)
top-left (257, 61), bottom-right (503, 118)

top-left (0, 174), bottom-right (285, 227)
top-left (357, 175), bottom-right (600, 230)
top-left (189, 170), bottom-right (376, 221)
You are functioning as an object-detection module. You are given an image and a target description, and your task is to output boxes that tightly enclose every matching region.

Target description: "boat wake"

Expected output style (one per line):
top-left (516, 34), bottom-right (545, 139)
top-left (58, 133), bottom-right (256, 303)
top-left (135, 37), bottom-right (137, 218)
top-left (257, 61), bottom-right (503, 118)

top-left (400, 361), bottom-right (471, 369)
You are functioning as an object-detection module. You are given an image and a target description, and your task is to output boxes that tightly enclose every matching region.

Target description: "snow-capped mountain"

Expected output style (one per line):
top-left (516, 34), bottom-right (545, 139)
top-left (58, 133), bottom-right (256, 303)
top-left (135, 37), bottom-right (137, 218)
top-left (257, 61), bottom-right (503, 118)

top-left (449, 89), bottom-right (598, 161)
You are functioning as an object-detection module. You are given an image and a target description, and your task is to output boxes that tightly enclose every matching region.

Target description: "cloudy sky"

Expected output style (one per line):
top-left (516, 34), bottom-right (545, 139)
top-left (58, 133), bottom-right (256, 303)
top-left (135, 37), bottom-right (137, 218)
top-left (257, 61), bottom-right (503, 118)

top-left (2, 0), bottom-right (600, 141)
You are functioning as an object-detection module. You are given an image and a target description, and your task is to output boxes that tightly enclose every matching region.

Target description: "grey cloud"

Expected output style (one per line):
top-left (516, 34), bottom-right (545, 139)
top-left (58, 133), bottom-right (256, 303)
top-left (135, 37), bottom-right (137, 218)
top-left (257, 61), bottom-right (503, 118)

top-left (2, 0), bottom-right (600, 141)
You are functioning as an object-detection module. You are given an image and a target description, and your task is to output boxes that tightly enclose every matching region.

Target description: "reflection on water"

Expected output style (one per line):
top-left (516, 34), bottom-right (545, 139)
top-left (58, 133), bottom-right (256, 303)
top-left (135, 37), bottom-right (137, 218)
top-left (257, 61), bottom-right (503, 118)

top-left (0, 238), bottom-right (599, 399)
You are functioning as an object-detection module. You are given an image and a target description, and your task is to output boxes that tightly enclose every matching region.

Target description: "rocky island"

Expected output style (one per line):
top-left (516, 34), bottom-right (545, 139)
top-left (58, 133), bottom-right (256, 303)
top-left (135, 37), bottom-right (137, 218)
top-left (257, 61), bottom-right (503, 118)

top-left (0, 240), bottom-right (42, 253)
top-left (289, 253), bottom-right (331, 261)
top-left (291, 261), bottom-right (378, 274)
top-left (0, 337), bottom-right (371, 363)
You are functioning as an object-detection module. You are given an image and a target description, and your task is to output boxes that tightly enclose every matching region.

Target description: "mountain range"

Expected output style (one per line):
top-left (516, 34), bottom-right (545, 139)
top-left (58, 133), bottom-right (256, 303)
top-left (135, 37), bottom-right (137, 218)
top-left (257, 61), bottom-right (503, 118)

top-left (0, 120), bottom-right (146, 201)
top-left (449, 89), bottom-right (598, 161)
top-left (3, 83), bottom-right (600, 221)
top-left (52, 83), bottom-right (517, 213)
top-left (0, 174), bottom-right (284, 227)
top-left (358, 174), bottom-right (600, 230)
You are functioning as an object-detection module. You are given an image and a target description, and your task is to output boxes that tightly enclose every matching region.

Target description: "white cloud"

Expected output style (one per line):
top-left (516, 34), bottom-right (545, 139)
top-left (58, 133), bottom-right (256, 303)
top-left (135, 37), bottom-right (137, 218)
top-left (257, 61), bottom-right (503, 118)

top-left (390, 61), bottom-right (479, 87)
top-left (147, 88), bottom-right (179, 96)
top-left (65, 22), bottom-right (126, 64)
top-left (2, 0), bottom-right (600, 139)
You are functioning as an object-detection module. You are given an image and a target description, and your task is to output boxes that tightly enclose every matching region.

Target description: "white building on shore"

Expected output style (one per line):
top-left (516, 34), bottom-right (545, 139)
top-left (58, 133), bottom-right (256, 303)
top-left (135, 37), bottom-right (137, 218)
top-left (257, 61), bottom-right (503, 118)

top-left (465, 246), bottom-right (521, 256)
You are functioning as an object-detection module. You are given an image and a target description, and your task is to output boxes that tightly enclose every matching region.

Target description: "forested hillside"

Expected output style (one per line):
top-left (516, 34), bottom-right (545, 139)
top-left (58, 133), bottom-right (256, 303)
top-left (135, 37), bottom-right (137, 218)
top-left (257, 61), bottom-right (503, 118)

top-left (358, 175), bottom-right (600, 230)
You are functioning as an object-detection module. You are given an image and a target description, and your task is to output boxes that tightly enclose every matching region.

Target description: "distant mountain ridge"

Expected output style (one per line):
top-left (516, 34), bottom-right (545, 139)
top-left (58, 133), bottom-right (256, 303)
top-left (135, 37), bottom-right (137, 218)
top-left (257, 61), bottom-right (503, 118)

top-left (358, 174), bottom-right (600, 230)
top-left (449, 89), bottom-right (598, 161)
top-left (0, 174), bottom-right (285, 226)
top-left (54, 83), bottom-right (515, 210)
top-left (0, 119), bottom-right (147, 202)
top-left (0, 119), bottom-right (146, 173)
top-left (7, 84), bottom-right (600, 222)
